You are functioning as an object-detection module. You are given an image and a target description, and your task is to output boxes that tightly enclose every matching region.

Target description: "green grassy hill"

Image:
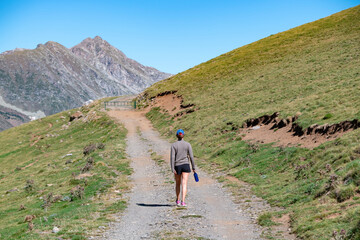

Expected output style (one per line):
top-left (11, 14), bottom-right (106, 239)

top-left (142, 5), bottom-right (360, 240)
top-left (0, 99), bottom-right (130, 239)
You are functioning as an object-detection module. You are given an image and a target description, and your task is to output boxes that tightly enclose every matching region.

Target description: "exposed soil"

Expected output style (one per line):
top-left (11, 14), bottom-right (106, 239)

top-left (29, 123), bottom-right (53, 146)
top-left (240, 112), bottom-right (360, 149)
top-left (75, 173), bottom-right (93, 180)
top-left (91, 107), bottom-right (277, 240)
top-left (272, 214), bottom-right (293, 238)
top-left (144, 92), bottom-right (359, 149)
top-left (150, 93), bottom-right (182, 115)
top-left (146, 92), bottom-right (195, 118)
top-left (30, 135), bottom-right (43, 147)
top-left (21, 159), bottom-right (39, 170)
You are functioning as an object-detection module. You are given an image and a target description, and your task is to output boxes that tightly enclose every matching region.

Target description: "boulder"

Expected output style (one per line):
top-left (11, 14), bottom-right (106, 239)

top-left (69, 111), bottom-right (83, 122)
top-left (52, 226), bottom-right (60, 233)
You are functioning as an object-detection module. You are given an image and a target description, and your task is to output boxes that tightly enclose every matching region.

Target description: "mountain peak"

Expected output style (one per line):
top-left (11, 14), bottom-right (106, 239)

top-left (70, 36), bottom-right (172, 92)
top-left (93, 36), bottom-right (103, 41)
top-left (79, 36), bottom-right (107, 45)
top-left (45, 41), bottom-right (62, 47)
top-left (0, 36), bottom-right (171, 131)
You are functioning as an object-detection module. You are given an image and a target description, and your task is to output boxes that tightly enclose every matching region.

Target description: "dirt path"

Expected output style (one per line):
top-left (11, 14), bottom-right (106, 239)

top-left (94, 109), bottom-right (266, 240)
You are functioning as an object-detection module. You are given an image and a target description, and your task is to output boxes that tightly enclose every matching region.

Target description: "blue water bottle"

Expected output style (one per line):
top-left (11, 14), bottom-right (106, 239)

top-left (194, 172), bottom-right (199, 182)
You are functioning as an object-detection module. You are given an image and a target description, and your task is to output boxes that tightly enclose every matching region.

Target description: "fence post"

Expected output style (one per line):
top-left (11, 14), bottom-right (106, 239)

top-left (134, 100), bottom-right (136, 109)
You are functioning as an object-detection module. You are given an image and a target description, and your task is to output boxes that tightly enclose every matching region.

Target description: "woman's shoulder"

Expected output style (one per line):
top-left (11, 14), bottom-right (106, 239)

top-left (172, 140), bottom-right (191, 146)
top-left (171, 141), bottom-right (180, 146)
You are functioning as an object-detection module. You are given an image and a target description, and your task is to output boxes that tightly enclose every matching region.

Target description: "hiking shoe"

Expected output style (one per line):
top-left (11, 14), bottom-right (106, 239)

top-left (176, 200), bottom-right (181, 206)
top-left (181, 201), bottom-right (187, 207)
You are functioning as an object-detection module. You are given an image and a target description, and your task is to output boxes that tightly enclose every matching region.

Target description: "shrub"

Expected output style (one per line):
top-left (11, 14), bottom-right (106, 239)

top-left (24, 179), bottom-right (36, 193)
top-left (81, 157), bottom-right (94, 173)
top-left (344, 169), bottom-right (360, 186)
top-left (97, 143), bottom-right (105, 149)
top-left (257, 212), bottom-right (277, 226)
top-left (332, 185), bottom-right (355, 202)
top-left (348, 219), bottom-right (360, 240)
top-left (42, 193), bottom-right (53, 210)
top-left (323, 113), bottom-right (333, 120)
top-left (83, 143), bottom-right (97, 155)
top-left (70, 185), bottom-right (84, 201)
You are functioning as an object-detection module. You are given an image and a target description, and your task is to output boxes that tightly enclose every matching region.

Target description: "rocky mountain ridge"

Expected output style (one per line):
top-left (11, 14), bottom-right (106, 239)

top-left (0, 36), bottom-right (171, 131)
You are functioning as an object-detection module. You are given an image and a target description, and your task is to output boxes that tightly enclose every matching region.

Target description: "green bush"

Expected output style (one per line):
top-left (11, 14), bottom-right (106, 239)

top-left (343, 160), bottom-right (360, 186)
top-left (323, 113), bottom-right (333, 120)
top-left (257, 212), bottom-right (277, 226)
top-left (332, 185), bottom-right (355, 202)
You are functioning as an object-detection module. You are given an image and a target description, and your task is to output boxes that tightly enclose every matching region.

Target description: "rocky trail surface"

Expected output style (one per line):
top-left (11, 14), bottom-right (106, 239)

top-left (93, 106), bottom-right (289, 240)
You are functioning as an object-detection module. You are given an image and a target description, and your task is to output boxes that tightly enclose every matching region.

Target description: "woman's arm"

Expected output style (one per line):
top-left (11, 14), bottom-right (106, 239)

top-left (188, 143), bottom-right (196, 171)
top-left (170, 145), bottom-right (176, 173)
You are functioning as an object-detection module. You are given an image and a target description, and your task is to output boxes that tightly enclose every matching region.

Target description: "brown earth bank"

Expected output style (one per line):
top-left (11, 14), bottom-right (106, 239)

top-left (138, 91), bottom-right (195, 118)
top-left (240, 112), bottom-right (360, 148)
top-left (138, 91), bottom-right (359, 149)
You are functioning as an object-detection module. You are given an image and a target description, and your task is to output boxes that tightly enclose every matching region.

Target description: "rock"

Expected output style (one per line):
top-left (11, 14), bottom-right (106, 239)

top-left (62, 153), bottom-right (73, 158)
top-left (61, 196), bottom-right (71, 202)
top-left (69, 111), bottom-right (83, 122)
top-left (24, 215), bottom-right (36, 222)
top-left (6, 188), bottom-right (18, 194)
top-left (52, 195), bottom-right (63, 202)
top-left (278, 119), bottom-right (287, 128)
top-left (52, 226), bottom-right (60, 233)
top-left (28, 222), bottom-right (34, 231)
top-left (286, 116), bottom-right (293, 124)
top-left (83, 144), bottom-right (97, 155)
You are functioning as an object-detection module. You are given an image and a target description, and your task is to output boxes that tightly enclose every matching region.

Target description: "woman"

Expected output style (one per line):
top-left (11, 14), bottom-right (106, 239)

top-left (170, 129), bottom-right (196, 206)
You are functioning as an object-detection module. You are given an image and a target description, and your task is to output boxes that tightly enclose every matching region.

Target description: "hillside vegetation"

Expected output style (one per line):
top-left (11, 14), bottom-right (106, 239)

top-left (0, 98), bottom-right (130, 239)
top-left (141, 5), bottom-right (360, 240)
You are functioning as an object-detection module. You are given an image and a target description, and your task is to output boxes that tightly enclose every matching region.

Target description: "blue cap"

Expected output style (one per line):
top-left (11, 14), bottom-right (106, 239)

top-left (176, 129), bottom-right (185, 136)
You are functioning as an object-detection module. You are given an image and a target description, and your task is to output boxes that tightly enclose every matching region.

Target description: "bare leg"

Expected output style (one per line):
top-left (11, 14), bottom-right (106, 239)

top-left (181, 172), bottom-right (190, 202)
top-left (174, 173), bottom-right (181, 201)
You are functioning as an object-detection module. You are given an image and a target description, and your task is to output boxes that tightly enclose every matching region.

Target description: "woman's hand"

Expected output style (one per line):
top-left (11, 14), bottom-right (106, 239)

top-left (173, 170), bottom-right (177, 175)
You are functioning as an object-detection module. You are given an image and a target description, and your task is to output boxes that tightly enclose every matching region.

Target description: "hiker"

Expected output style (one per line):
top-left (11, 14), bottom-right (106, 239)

top-left (170, 129), bottom-right (196, 207)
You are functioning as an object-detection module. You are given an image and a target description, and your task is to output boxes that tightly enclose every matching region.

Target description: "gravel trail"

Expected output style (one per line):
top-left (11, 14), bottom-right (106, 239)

top-left (100, 109), bottom-right (264, 240)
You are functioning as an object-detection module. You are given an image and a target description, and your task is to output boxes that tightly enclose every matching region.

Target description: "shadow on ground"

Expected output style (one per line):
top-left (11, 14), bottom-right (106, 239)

top-left (136, 203), bottom-right (174, 207)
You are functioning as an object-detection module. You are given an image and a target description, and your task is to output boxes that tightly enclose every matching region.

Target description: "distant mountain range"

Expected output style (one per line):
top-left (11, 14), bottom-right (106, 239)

top-left (0, 36), bottom-right (171, 131)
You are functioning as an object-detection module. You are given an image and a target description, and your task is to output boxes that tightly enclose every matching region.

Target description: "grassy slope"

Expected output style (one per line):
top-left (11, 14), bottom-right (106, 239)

top-left (142, 6), bottom-right (360, 240)
top-left (0, 98), bottom-right (130, 239)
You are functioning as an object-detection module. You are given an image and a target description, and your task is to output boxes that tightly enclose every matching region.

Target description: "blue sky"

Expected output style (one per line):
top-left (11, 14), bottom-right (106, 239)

top-left (0, 0), bottom-right (359, 74)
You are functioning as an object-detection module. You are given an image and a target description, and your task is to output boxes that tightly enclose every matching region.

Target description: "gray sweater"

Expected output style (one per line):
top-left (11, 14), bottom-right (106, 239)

top-left (170, 139), bottom-right (196, 172)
